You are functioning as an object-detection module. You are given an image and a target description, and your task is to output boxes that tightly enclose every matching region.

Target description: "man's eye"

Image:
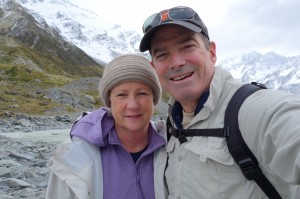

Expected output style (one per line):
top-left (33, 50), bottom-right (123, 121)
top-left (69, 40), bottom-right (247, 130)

top-left (155, 53), bottom-right (167, 60)
top-left (184, 44), bottom-right (195, 49)
top-left (116, 93), bottom-right (126, 97)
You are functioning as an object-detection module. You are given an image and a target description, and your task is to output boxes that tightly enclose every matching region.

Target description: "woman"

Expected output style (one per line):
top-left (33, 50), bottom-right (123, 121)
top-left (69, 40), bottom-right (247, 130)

top-left (45, 54), bottom-right (167, 199)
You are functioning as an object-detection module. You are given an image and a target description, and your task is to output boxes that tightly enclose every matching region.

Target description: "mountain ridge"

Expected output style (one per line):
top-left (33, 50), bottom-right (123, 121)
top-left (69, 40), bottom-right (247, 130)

top-left (0, 0), bottom-right (103, 76)
top-left (220, 51), bottom-right (300, 94)
top-left (0, 0), bottom-right (106, 117)
top-left (0, 0), bottom-right (299, 120)
top-left (17, 0), bottom-right (144, 63)
top-left (16, 0), bottom-right (300, 95)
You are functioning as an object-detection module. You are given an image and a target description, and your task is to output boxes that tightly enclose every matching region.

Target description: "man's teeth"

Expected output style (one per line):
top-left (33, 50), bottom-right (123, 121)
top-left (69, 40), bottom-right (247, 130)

top-left (173, 74), bottom-right (190, 81)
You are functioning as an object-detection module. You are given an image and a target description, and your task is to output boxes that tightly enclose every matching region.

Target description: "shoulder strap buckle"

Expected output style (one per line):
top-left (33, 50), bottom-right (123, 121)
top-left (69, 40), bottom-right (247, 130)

top-left (238, 157), bottom-right (262, 180)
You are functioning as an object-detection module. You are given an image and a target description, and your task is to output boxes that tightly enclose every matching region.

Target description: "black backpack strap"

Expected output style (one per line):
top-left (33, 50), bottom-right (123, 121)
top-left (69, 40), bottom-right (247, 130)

top-left (224, 82), bottom-right (282, 199)
top-left (167, 116), bottom-right (224, 144)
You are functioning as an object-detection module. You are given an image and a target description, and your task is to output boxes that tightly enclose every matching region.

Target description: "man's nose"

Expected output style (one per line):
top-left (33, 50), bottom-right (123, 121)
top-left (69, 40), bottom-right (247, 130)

top-left (170, 53), bottom-right (185, 70)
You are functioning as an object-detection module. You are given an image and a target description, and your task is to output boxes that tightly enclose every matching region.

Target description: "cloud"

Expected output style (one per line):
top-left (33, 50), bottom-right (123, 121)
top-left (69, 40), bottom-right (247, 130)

top-left (71, 0), bottom-right (299, 61)
top-left (210, 0), bottom-right (300, 61)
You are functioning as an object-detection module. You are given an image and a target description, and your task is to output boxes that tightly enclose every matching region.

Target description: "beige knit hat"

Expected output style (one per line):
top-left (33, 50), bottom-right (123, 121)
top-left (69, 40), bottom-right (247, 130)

top-left (99, 54), bottom-right (162, 107)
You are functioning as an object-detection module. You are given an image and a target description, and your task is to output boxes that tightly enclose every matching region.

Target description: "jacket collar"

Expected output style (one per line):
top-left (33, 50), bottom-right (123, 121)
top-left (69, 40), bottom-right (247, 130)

top-left (171, 91), bottom-right (209, 129)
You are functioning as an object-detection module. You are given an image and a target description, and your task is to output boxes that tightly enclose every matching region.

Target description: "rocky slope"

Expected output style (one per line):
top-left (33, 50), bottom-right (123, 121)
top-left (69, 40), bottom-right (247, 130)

top-left (0, 75), bottom-right (168, 133)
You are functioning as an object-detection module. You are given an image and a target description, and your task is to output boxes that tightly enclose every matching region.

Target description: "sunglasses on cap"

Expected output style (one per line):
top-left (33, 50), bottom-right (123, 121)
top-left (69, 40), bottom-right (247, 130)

top-left (142, 6), bottom-right (209, 39)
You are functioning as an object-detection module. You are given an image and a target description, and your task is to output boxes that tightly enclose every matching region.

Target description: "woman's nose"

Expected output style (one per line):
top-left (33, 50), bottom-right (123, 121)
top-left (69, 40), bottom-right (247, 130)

top-left (126, 96), bottom-right (139, 109)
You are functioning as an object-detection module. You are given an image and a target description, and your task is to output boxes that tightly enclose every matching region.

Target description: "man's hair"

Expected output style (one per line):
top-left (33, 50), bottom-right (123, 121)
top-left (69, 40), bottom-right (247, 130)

top-left (199, 33), bottom-right (211, 50)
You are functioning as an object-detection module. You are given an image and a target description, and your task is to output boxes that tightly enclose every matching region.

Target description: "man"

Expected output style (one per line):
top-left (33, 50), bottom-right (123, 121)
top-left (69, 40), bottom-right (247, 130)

top-left (139, 6), bottom-right (300, 199)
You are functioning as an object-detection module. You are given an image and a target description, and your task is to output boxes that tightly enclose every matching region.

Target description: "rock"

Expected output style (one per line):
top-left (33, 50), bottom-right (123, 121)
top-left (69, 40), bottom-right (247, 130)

top-left (0, 168), bottom-right (12, 178)
top-left (0, 112), bottom-right (80, 133)
top-left (0, 135), bottom-right (60, 199)
top-left (4, 112), bottom-right (11, 117)
top-left (0, 159), bottom-right (21, 167)
top-left (0, 191), bottom-right (14, 199)
top-left (18, 119), bottom-right (30, 127)
top-left (14, 188), bottom-right (36, 198)
top-left (11, 104), bottom-right (19, 108)
top-left (15, 114), bottom-right (30, 120)
top-left (8, 152), bottom-right (34, 161)
top-left (0, 178), bottom-right (30, 188)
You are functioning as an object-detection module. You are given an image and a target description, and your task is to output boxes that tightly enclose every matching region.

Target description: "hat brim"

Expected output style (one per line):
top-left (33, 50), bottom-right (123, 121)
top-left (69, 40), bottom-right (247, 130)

top-left (139, 20), bottom-right (203, 52)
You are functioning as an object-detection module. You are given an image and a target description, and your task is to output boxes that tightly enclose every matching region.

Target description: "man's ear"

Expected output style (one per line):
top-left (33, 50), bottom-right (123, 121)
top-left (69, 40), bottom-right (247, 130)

top-left (209, 41), bottom-right (217, 64)
top-left (150, 60), bottom-right (155, 69)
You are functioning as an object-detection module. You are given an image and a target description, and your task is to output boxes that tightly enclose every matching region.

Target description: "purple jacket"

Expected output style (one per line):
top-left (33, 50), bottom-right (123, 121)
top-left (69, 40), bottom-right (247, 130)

top-left (71, 108), bottom-right (166, 199)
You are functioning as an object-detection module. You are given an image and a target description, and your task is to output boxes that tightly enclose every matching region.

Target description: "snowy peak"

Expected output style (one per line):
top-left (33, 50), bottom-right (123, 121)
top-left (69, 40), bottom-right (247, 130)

top-left (17, 0), bottom-right (143, 63)
top-left (221, 52), bottom-right (300, 95)
top-left (0, 0), bottom-right (102, 76)
top-left (2, 0), bottom-right (300, 96)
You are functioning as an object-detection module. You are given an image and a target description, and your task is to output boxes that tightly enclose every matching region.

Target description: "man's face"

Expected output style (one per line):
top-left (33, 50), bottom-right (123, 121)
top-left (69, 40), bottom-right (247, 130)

top-left (150, 25), bottom-right (217, 112)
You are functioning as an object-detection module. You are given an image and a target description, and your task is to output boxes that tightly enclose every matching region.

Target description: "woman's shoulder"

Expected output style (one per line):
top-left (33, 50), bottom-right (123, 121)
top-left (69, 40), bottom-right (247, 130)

top-left (151, 119), bottom-right (167, 140)
top-left (48, 137), bottom-right (100, 167)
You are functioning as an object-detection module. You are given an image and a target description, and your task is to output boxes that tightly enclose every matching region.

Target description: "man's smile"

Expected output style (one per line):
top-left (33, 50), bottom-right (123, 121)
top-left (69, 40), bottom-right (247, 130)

top-left (170, 72), bottom-right (194, 81)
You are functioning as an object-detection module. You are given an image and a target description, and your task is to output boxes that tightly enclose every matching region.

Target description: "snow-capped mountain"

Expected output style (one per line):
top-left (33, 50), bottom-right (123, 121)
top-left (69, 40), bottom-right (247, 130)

top-left (17, 0), bottom-right (143, 64)
top-left (220, 51), bottom-right (300, 95)
top-left (2, 0), bottom-right (300, 95)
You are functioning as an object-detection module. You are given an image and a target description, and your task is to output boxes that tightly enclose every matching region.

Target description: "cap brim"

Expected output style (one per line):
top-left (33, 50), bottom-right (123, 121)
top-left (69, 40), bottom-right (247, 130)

top-left (139, 20), bottom-right (203, 52)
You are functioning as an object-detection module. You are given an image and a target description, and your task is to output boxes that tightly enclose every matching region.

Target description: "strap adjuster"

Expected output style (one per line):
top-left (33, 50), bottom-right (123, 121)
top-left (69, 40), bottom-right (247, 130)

top-left (238, 158), bottom-right (262, 180)
top-left (172, 129), bottom-right (187, 144)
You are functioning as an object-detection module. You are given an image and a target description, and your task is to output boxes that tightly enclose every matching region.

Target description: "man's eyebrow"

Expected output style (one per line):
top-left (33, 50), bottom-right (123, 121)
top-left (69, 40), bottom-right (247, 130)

top-left (151, 35), bottom-right (197, 55)
top-left (178, 36), bottom-right (197, 45)
top-left (152, 47), bottom-right (165, 56)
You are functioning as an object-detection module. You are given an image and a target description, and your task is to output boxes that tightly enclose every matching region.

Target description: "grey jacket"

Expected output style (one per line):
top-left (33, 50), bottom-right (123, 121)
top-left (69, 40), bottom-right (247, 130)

top-left (165, 66), bottom-right (300, 199)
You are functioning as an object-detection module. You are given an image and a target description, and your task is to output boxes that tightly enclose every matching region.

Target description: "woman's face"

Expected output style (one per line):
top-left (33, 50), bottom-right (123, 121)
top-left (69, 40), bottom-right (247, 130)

top-left (110, 81), bottom-right (154, 134)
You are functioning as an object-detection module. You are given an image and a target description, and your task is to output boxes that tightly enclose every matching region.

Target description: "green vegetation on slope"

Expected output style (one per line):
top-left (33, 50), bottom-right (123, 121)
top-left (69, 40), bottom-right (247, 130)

top-left (0, 36), bottom-right (104, 117)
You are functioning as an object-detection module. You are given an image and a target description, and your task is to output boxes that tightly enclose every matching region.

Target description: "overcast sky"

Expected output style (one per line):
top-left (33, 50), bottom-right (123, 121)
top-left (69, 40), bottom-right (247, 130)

top-left (71, 0), bottom-right (300, 62)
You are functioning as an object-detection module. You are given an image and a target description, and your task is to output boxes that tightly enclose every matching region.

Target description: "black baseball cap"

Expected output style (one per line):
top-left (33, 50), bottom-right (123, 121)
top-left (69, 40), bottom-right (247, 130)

top-left (139, 6), bottom-right (210, 52)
